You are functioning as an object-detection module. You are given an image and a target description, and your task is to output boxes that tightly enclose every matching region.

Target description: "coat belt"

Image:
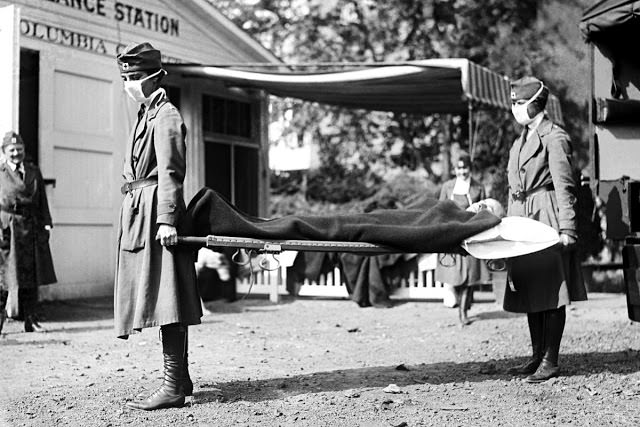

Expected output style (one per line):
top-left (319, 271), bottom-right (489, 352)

top-left (120, 177), bottom-right (158, 195)
top-left (511, 182), bottom-right (554, 202)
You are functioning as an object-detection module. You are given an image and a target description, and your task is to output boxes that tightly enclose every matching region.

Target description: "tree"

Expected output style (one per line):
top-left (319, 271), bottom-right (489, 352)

top-left (214, 0), bottom-right (591, 212)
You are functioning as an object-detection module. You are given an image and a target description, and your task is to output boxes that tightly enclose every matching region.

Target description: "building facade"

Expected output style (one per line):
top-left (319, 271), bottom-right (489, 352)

top-left (0, 0), bottom-right (278, 300)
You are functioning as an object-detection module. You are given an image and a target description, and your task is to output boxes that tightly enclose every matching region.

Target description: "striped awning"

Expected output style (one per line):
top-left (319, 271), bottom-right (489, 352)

top-left (580, 0), bottom-right (640, 40)
top-left (166, 58), bottom-right (563, 124)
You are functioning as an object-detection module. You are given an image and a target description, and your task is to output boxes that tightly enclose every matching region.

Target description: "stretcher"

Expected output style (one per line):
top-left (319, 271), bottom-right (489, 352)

top-left (178, 216), bottom-right (560, 258)
top-left (178, 216), bottom-right (561, 284)
top-left (178, 216), bottom-right (561, 303)
top-left (178, 189), bottom-right (562, 302)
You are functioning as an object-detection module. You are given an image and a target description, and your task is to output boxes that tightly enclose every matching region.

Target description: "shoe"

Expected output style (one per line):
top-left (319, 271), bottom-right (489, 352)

top-left (507, 357), bottom-right (541, 375)
top-left (508, 312), bottom-right (544, 376)
top-left (128, 385), bottom-right (185, 411)
top-left (127, 325), bottom-right (186, 411)
top-left (525, 359), bottom-right (559, 383)
top-left (458, 313), bottom-right (472, 327)
top-left (24, 315), bottom-right (46, 333)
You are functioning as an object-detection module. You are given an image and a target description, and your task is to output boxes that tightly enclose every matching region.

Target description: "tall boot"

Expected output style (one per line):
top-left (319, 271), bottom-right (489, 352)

top-left (526, 306), bottom-right (565, 383)
top-left (183, 327), bottom-right (193, 396)
top-left (127, 324), bottom-right (186, 410)
top-left (507, 311), bottom-right (544, 375)
top-left (21, 288), bottom-right (45, 333)
top-left (0, 289), bottom-right (8, 334)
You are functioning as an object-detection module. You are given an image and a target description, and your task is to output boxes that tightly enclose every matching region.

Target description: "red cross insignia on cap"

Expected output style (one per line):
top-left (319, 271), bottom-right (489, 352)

top-left (510, 91), bottom-right (516, 100)
top-left (121, 62), bottom-right (130, 70)
top-left (11, 137), bottom-right (16, 144)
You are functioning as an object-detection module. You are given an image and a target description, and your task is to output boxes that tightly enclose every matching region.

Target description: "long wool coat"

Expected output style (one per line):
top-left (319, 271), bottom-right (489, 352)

top-left (435, 177), bottom-right (488, 287)
top-left (0, 161), bottom-right (57, 317)
top-left (114, 89), bottom-right (201, 339)
top-left (504, 117), bottom-right (587, 313)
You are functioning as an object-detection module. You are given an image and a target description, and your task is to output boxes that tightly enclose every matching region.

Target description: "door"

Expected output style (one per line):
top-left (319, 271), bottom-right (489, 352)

top-left (39, 51), bottom-right (127, 298)
top-left (0, 4), bottom-right (19, 135)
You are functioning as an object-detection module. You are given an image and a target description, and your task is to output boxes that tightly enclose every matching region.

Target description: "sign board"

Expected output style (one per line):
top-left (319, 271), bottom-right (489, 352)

top-left (0, 5), bottom-right (19, 135)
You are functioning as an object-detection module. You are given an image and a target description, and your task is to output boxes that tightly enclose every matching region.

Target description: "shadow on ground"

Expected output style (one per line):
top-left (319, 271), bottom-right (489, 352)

top-left (195, 349), bottom-right (640, 404)
top-left (474, 310), bottom-right (525, 321)
top-left (37, 298), bottom-right (114, 322)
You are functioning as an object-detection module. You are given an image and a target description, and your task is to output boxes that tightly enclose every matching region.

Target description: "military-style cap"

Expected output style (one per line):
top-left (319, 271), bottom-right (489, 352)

top-left (510, 76), bottom-right (549, 103)
top-left (2, 131), bottom-right (24, 149)
top-left (116, 42), bottom-right (162, 73)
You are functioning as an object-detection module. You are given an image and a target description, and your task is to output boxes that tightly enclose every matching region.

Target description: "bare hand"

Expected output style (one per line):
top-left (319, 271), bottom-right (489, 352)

top-left (156, 224), bottom-right (178, 246)
top-left (560, 233), bottom-right (576, 247)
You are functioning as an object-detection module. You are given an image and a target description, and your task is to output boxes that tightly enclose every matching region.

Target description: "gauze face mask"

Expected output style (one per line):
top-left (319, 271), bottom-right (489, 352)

top-left (511, 82), bottom-right (545, 125)
top-left (123, 69), bottom-right (163, 103)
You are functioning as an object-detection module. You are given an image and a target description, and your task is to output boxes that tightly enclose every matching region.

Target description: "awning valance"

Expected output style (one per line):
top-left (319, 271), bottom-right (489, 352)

top-left (166, 58), bottom-right (563, 124)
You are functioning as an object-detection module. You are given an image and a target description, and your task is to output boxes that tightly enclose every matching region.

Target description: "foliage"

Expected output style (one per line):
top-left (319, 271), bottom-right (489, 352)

top-left (214, 0), bottom-right (593, 213)
top-left (269, 168), bottom-right (439, 216)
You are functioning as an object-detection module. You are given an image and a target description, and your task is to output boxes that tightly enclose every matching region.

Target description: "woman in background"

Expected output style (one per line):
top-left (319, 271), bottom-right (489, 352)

top-left (435, 152), bottom-right (487, 326)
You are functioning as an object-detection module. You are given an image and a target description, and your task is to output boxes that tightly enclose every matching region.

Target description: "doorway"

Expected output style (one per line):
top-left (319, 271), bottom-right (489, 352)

top-left (19, 49), bottom-right (39, 164)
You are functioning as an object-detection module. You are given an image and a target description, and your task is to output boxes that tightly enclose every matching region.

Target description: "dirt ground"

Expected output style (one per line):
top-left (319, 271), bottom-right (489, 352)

top-left (1, 291), bottom-right (640, 426)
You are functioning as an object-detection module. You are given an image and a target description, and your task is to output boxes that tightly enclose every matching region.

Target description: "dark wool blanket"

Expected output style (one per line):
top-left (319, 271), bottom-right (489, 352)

top-left (183, 188), bottom-right (500, 254)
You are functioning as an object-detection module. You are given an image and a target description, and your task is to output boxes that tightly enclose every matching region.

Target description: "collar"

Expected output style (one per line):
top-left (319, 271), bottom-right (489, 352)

top-left (5, 160), bottom-right (24, 173)
top-left (144, 88), bottom-right (165, 108)
top-left (536, 116), bottom-right (556, 136)
top-left (452, 176), bottom-right (471, 195)
top-left (143, 88), bottom-right (167, 119)
top-left (526, 113), bottom-right (545, 133)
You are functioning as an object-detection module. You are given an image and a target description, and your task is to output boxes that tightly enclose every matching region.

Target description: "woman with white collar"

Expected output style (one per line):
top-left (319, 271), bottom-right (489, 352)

top-left (436, 152), bottom-right (487, 326)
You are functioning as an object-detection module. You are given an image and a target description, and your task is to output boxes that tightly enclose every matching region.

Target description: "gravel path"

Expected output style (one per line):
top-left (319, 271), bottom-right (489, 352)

top-left (1, 292), bottom-right (639, 426)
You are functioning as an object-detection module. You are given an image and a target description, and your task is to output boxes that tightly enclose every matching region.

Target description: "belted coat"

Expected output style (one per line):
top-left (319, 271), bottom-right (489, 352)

top-left (114, 89), bottom-right (201, 339)
top-left (0, 161), bottom-right (57, 317)
top-left (504, 116), bottom-right (587, 313)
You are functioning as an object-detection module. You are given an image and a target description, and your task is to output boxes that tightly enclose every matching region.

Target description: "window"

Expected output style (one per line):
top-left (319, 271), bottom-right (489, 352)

top-left (202, 94), bottom-right (260, 216)
top-left (202, 95), bottom-right (252, 138)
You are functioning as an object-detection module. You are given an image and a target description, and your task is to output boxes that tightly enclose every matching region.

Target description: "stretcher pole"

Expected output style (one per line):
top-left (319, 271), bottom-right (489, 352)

top-left (178, 235), bottom-right (401, 254)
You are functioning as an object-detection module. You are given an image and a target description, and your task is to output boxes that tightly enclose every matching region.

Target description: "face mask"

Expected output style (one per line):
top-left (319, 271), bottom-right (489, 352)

top-left (511, 83), bottom-right (545, 125)
top-left (123, 69), bottom-right (162, 103)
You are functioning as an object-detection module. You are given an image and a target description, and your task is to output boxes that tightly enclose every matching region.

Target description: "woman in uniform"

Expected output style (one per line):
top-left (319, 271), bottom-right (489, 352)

top-left (505, 77), bottom-right (587, 383)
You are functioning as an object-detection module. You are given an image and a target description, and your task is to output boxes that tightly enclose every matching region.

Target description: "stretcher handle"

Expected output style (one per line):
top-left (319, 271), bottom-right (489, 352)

top-left (177, 235), bottom-right (401, 254)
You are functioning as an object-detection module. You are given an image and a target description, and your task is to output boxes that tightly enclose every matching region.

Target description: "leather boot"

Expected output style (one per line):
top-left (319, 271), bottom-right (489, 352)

top-left (183, 327), bottom-right (193, 396)
top-left (127, 324), bottom-right (186, 410)
top-left (24, 314), bottom-right (46, 333)
top-left (22, 291), bottom-right (46, 333)
top-left (0, 289), bottom-right (7, 334)
top-left (508, 311), bottom-right (544, 375)
top-left (526, 306), bottom-right (565, 383)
